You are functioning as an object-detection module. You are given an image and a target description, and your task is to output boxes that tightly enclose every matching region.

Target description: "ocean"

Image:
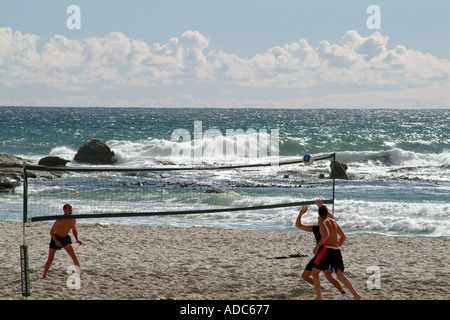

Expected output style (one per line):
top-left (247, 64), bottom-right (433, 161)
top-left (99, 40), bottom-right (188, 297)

top-left (0, 107), bottom-right (449, 238)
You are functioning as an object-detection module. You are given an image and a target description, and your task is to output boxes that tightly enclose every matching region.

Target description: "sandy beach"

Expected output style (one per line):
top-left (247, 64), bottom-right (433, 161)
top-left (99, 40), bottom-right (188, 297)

top-left (1, 220), bottom-right (448, 300)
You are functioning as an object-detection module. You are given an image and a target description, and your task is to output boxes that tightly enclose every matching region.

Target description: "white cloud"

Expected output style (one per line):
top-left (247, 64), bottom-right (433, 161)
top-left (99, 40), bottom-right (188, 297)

top-left (0, 27), bottom-right (449, 107)
top-left (41, 35), bottom-right (85, 69)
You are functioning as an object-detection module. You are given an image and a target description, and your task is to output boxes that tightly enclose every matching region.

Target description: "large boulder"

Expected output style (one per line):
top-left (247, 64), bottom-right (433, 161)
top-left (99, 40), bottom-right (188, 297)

top-left (0, 153), bottom-right (27, 167)
top-left (330, 161), bottom-right (349, 180)
top-left (74, 139), bottom-right (117, 164)
top-left (0, 153), bottom-right (67, 192)
top-left (38, 156), bottom-right (70, 166)
top-left (0, 153), bottom-right (27, 192)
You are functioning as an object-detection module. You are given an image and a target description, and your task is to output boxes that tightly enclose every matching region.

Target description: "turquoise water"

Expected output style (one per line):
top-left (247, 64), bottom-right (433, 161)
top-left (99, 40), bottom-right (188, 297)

top-left (0, 107), bottom-right (448, 238)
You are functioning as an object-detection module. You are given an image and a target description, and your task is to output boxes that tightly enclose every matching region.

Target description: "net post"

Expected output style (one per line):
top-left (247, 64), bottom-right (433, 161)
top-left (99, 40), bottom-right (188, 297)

top-left (20, 244), bottom-right (31, 297)
top-left (23, 166), bottom-right (28, 224)
top-left (21, 166), bottom-right (31, 297)
top-left (332, 152), bottom-right (336, 215)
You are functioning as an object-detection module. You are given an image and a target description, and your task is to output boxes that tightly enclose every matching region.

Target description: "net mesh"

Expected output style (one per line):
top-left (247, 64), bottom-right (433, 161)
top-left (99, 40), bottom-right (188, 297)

top-left (23, 154), bottom-right (336, 222)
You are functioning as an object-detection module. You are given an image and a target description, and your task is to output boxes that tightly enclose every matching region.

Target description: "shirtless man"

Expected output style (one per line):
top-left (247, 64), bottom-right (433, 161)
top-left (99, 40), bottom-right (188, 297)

top-left (42, 204), bottom-right (82, 278)
top-left (311, 204), bottom-right (361, 300)
top-left (295, 200), bottom-right (345, 294)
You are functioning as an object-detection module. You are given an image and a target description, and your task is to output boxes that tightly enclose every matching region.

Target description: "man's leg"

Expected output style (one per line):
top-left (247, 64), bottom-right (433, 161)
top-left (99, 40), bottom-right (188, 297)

top-left (42, 248), bottom-right (56, 278)
top-left (301, 270), bottom-right (314, 285)
top-left (336, 269), bottom-right (361, 300)
top-left (324, 271), bottom-right (345, 293)
top-left (63, 244), bottom-right (81, 277)
top-left (312, 267), bottom-right (323, 300)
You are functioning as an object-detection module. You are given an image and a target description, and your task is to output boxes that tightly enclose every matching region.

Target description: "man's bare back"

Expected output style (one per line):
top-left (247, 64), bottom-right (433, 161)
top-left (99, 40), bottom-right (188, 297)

top-left (322, 218), bottom-right (339, 244)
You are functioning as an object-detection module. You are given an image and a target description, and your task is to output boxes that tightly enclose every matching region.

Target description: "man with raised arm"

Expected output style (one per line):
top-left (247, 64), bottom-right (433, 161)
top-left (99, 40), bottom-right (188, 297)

top-left (311, 203), bottom-right (361, 300)
top-left (42, 203), bottom-right (82, 278)
top-left (295, 199), bottom-right (346, 295)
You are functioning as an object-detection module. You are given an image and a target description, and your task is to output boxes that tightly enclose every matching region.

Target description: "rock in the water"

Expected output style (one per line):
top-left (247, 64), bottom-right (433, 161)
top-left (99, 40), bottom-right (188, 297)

top-left (0, 153), bottom-right (68, 192)
top-left (0, 153), bottom-right (27, 192)
top-left (74, 139), bottom-right (117, 164)
top-left (0, 177), bottom-right (18, 192)
top-left (38, 156), bottom-right (70, 166)
top-left (0, 153), bottom-right (27, 167)
top-left (204, 188), bottom-right (238, 195)
top-left (330, 161), bottom-right (349, 180)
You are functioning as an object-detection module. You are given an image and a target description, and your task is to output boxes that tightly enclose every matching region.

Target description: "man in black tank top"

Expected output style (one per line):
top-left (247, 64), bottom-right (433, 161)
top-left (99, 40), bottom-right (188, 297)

top-left (295, 201), bottom-right (346, 295)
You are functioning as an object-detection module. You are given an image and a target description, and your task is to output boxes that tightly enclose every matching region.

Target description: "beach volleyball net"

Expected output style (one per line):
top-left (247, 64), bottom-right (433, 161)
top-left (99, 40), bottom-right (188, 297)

top-left (22, 153), bottom-right (336, 223)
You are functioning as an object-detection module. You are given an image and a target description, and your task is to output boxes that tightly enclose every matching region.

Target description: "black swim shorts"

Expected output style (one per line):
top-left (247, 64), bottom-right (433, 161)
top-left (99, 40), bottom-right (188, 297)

top-left (49, 234), bottom-right (72, 250)
top-left (313, 244), bottom-right (345, 272)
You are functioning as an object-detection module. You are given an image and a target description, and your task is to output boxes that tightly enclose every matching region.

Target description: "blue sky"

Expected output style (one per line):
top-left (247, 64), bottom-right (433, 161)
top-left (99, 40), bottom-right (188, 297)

top-left (1, 0), bottom-right (449, 108)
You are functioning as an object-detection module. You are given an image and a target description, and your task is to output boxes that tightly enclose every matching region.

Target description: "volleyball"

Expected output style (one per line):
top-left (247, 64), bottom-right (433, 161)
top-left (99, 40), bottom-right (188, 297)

top-left (303, 154), bottom-right (314, 166)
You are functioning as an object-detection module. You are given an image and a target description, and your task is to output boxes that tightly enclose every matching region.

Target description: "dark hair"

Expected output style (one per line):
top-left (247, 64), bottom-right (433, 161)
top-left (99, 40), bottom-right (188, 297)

top-left (63, 203), bottom-right (72, 210)
top-left (318, 205), bottom-right (329, 218)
